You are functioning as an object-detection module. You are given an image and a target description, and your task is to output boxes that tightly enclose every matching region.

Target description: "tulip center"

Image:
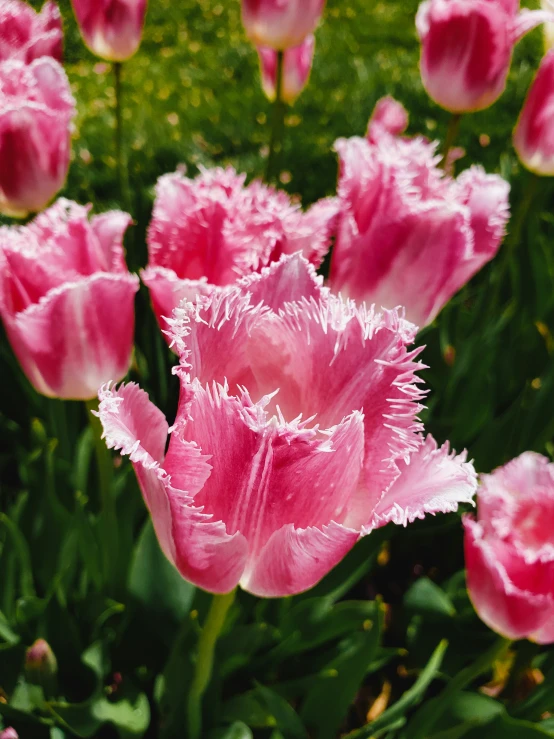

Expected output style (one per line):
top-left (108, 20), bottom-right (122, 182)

top-left (512, 494), bottom-right (554, 555)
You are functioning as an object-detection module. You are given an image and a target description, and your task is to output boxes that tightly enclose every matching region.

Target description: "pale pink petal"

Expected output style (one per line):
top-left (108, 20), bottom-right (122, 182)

top-left (242, 522), bottom-right (359, 597)
top-left (464, 516), bottom-right (554, 641)
top-left (368, 436), bottom-right (477, 530)
top-left (281, 196), bottom-right (339, 267)
top-left (512, 8), bottom-right (554, 42)
top-left (71, 0), bottom-right (147, 62)
top-left (168, 381), bottom-right (365, 554)
top-left (91, 210), bottom-right (133, 273)
top-left (9, 273), bottom-right (139, 399)
top-left (237, 252), bottom-right (325, 312)
top-left (97, 382), bottom-right (249, 593)
top-left (241, 0), bottom-right (325, 50)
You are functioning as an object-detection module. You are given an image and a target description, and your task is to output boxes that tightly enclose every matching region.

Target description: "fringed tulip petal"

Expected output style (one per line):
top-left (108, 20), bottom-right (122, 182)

top-left (369, 436), bottom-right (477, 530)
top-left (7, 273), bottom-right (138, 399)
top-left (464, 453), bottom-right (554, 643)
top-left (242, 522), bottom-right (359, 597)
top-left (97, 383), bottom-right (249, 594)
top-left (0, 0), bottom-right (62, 63)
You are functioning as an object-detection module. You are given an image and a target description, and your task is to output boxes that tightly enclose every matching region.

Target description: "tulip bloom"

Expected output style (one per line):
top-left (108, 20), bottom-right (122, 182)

top-left (328, 98), bottom-right (510, 328)
top-left (416, 0), bottom-right (552, 113)
top-left (0, 199), bottom-right (139, 400)
top-left (464, 453), bottom-right (554, 644)
top-left (98, 253), bottom-right (477, 597)
top-left (0, 0), bottom-right (62, 63)
top-left (70, 0), bottom-right (148, 62)
top-left (0, 58), bottom-right (75, 217)
top-left (0, 730), bottom-right (18, 739)
top-left (258, 35), bottom-right (315, 104)
top-left (242, 0), bottom-right (325, 50)
top-left (142, 167), bottom-right (338, 334)
top-left (513, 50), bottom-right (554, 176)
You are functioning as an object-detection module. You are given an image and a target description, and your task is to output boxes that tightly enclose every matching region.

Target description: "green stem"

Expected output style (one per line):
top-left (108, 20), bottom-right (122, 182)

top-left (187, 589), bottom-right (237, 739)
top-left (440, 113), bottom-right (462, 170)
top-left (265, 50), bottom-right (286, 184)
top-left (85, 399), bottom-right (117, 592)
top-left (113, 61), bottom-right (132, 211)
top-left (406, 636), bottom-right (511, 739)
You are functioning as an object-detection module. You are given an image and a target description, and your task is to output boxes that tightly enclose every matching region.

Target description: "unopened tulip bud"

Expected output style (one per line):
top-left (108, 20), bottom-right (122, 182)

top-left (513, 50), bottom-right (554, 176)
top-left (416, 0), bottom-right (552, 113)
top-left (25, 638), bottom-right (58, 694)
top-left (70, 0), bottom-right (148, 62)
top-left (258, 36), bottom-right (315, 105)
top-left (242, 0), bottom-right (325, 50)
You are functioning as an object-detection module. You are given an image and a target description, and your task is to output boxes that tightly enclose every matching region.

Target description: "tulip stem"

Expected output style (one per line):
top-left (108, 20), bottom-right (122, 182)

top-left (440, 113), bottom-right (462, 170)
top-left (113, 62), bottom-right (130, 210)
top-left (405, 635), bottom-right (511, 738)
top-left (265, 50), bottom-right (285, 184)
top-left (85, 399), bottom-right (117, 593)
top-left (187, 589), bottom-right (237, 739)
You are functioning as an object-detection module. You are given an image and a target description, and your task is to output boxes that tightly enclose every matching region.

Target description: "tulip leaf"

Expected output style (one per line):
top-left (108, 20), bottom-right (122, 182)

top-left (128, 518), bottom-right (195, 627)
top-left (222, 687), bottom-right (307, 739)
top-left (404, 577), bottom-right (456, 619)
top-left (300, 601), bottom-right (384, 739)
top-left (211, 722), bottom-right (254, 739)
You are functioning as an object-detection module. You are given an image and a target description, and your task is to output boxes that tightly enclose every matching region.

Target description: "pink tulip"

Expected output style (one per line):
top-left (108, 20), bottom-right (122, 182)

top-left (258, 35), bottom-right (315, 104)
top-left (0, 58), bottom-right (75, 217)
top-left (142, 166), bottom-right (338, 336)
top-left (242, 0), bottom-right (325, 50)
top-left (98, 253), bottom-right (477, 597)
top-left (70, 0), bottom-right (147, 62)
top-left (513, 50), bottom-right (554, 176)
top-left (464, 453), bottom-right (554, 643)
top-left (366, 96), bottom-right (409, 143)
top-left (0, 729), bottom-right (18, 739)
top-left (0, 0), bottom-right (62, 63)
top-left (0, 199), bottom-right (139, 400)
top-left (328, 98), bottom-right (510, 328)
top-left (416, 0), bottom-right (553, 113)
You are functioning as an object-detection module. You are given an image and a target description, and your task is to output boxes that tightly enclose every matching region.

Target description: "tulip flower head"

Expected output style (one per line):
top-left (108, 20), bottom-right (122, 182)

top-left (98, 253), bottom-right (477, 597)
top-left (464, 453), bottom-right (554, 643)
top-left (513, 49), bottom-right (554, 176)
top-left (416, 0), bottom-right (553, 113)
top-left (242, 0), bottom-right (325, 50)
top-left (0, 199), bottom-right (139, 400)
top-left (0, 57), bottom-right (75, 217)
top-left (258, 35), bottom-right (315, 104)
top-left (0, 0), bottom-right (62, 63)
top-left (328, 97), bottom-right (510, 328)
top-left (0, 729), bottom-right (18, 739)
top-left (142, 166), bottom-right (338, 335)
top-left (70, 0), bottom-right (148, 62)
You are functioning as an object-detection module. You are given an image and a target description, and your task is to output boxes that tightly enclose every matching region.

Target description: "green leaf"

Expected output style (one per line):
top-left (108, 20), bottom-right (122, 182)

top-left (211, 722), bottom-right (253, 739)
top-left (300, 601), bottom-right (384, 739)
top-left (347, 639), bottom-right (448, 738)
top-left (256, 686), bottom-right (307, 739)
top-left (404, 578), bottom-right (456, 619)
top-left (74, 492), bottom-right (103, 592)
top-left (0, 513), bottom-right (35, 598)
top-left (128, 519), bottom-right (195, 626)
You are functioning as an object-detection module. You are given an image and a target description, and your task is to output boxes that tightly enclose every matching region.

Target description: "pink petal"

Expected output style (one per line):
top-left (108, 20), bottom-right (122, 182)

top-left (7, 273), bottom-right (139, 399)
top-left (91, 210), bottom-right (133, 273)
top-left (367, 96), bottom-right (409, 143)
top-left (464, 516), bottom-right (554, 641)
top-left (368, 435), bottom-right (477, 530)
top-left (280, 197), bottom-right (339, 267)
top-left (168, 380), bottom-right (365, 556)
top-left (237, 252), bottom-right (325, 312)
top-left (242, 522), bottom-right (359, 597)
top-left (97, 382), bottom-right (249, 593)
